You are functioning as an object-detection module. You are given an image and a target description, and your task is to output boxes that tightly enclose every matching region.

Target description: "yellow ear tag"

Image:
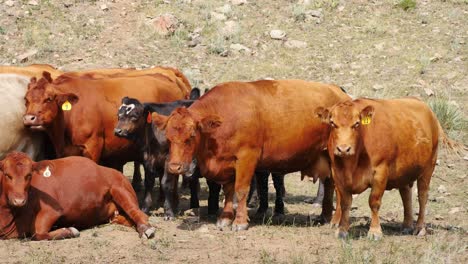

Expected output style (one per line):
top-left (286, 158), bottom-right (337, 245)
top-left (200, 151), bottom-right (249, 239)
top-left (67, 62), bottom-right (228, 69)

top-left (361, 116), bottom-right (371, 125)
top-left (62, 101), bottom-right (72, 111)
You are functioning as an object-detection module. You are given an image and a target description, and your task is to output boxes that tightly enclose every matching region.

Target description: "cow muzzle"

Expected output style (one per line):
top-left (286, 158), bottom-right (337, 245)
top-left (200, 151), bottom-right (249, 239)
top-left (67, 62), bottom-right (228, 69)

top-left (335, 144), bottom-right (354, 156)
top-left (168, 162), bottom-right (187, 174)
top-left (114, 128), bottom-right (127, 137)
top-left (8, 194), bottom-right (28, 207)
top-left (23, 114), bottom-right (44, 130)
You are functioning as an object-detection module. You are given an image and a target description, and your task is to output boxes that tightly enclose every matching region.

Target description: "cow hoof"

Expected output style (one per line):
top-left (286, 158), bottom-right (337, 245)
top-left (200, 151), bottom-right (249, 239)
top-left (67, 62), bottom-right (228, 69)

top-left (272, 213), bottom-right (285, 224)
top-left (69, 227), bottom-right (80, 238)
top-left (335, 229), bottom-right (348, 239)
top-left (367, 231), bottom-right (383, 241)
top-left (216, 218), bottom-right (233, 230)
top-left (143, 227), bottom-right (156, 239)
top-left (141, 207), bottom-right (150, 215)
top-left (232, 223), bottom-right (249, 232)
top-left (164, 215), bottom-right (175, 221)
top-left (254, 210), bottom-right (267, 219)
top-left (311, 202), bottom-right (322, 208)
top-left (414, 227), bottom-right (426, 236)
top-left (401, 226), bottom-right (414, 235)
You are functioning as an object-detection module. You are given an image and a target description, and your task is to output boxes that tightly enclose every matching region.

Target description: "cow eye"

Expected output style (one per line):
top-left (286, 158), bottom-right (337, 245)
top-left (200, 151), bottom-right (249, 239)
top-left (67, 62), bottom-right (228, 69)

top-left (352, 121), bottom-right (360, 129)
top-left (26, 174), bottom-right (32, 180)
top-left (330, 121), bottom-right (337, 128)
top-left (44, 97), bottom-right (53, 103)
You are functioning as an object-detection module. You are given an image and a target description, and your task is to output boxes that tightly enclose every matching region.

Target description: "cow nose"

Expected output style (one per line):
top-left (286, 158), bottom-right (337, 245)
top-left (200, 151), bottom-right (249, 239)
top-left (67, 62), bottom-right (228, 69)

top-left (114, 128), bottom-right (122, 135)
top-left (168, 163), bottom-right (184, 174)
top-left (23, 114), bottom-right (37, 124)
top-left (336, 145), bottom-right (351, 154)
top-left (12, 198), bottom-right (26, 207)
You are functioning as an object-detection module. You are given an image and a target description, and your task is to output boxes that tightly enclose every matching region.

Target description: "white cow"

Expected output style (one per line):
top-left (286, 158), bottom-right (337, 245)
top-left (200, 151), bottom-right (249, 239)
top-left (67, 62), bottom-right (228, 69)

top-left (0, 73), bottom-right (45, 160)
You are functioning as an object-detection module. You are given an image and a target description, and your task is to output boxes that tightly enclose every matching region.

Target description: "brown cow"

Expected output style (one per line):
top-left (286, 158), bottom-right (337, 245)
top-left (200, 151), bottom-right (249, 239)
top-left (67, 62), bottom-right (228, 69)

top-left (152, 80), bottom-right (350, 231)
top-left (0, 152), bottom-right (154, 240)
top-left (315, 98), bottom-right (448, 240)
top-left (23, 72), bottom-right (185, 171)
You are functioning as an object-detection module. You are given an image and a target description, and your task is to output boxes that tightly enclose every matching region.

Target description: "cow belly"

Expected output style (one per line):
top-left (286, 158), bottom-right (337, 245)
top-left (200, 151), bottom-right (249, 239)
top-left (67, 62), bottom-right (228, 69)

top-left (58, 200), bottom-right (116, 229)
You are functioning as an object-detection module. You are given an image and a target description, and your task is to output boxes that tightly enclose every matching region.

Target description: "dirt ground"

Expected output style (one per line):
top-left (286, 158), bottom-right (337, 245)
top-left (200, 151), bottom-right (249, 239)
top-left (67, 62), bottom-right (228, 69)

top-left (0, 0), bottom-right (467, 263)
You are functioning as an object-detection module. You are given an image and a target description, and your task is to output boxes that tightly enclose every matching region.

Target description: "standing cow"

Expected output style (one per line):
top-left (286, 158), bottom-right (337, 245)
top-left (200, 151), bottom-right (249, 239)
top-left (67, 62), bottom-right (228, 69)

top-left (315, 98), bottom-right (451, 239)
top-left (0, 152), bottom-right (154, 240)
top-left (152, 80), bottom-right (350, 230)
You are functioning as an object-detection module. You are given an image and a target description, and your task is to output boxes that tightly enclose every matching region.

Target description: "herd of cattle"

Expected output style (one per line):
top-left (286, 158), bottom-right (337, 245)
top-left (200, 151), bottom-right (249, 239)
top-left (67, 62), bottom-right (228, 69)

top-left (0, 64), bottom-right (453, 241)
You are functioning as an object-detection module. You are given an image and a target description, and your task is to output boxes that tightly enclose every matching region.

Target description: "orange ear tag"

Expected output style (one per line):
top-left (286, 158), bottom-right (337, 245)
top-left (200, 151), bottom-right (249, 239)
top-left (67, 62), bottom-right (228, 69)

top-left (361, 116), bottom-right (371, 125)
top-left (147, 112), bottom-right (152, 124)
top-left (61, 101), bottom-right (72, 111)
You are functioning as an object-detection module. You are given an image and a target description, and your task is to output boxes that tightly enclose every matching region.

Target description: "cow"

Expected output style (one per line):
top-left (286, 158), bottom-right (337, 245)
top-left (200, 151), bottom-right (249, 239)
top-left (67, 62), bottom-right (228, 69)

top-left (22, 72), bottom-right (186, 174)
top-left (151, 79), bottom-right (351, 230)
top-left (114, 92), bottom-right (202, 218)
top-left (315, 98), bottom-right (450, 240)
top-left (0, 152), bottom-right (155, 240)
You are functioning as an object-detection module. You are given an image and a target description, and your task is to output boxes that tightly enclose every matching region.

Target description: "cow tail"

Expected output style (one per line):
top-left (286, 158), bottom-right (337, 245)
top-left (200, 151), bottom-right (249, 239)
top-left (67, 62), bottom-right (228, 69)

top-left (436, 119), bottom-right (462, 153)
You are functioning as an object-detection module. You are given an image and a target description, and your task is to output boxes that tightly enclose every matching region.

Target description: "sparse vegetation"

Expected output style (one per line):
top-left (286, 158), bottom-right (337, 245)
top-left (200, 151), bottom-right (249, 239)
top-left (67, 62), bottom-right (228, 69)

top-left (398, 0), bottom-right (417, 11)
top-left (429, 98), bottom-right (467, 140)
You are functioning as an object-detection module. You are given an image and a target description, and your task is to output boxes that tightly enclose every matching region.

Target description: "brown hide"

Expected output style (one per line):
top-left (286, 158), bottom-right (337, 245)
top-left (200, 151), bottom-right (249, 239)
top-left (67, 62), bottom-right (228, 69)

top-left (154, 79), bottom-right (350, 230)
top-left (0, 152), bottom-right (152, 240)
top-left (318, 98), bottom-right (441, 239)
top-left (24, 74), bottom-right (185, 168)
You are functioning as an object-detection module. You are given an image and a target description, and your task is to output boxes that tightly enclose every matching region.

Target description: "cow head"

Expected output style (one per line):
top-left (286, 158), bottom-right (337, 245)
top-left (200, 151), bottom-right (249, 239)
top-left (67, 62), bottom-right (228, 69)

top-left (114, 97), bottom-right (146, 139)
top-left (0, 152), bottom-right (36, 208)
top-left (23, 72), bottom-right (79, 131)
top-left (152, 107), bottom-right (222, 175)
top-left (315, 101), bottom-right (374, 157)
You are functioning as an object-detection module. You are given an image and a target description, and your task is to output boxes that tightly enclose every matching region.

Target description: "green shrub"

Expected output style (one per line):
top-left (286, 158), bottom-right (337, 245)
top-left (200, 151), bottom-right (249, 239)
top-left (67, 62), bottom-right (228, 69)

top-left (398, 0), bottom-right (417, 11)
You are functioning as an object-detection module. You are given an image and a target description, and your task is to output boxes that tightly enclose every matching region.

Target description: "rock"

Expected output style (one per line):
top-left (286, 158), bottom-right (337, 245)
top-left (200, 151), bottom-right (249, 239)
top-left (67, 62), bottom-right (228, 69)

top-left (17, 49), bottom-right (38, 63)
top-left (434, 215), bottom-right (444, 220)
top-left (231, 0), bottom-right (247, 5)
top-left (197, 224), bottom-right (210, 233)
top-left (5, 0), bottom-right (14, 7)
top-left (230, 43), bottom-right (250, 52)
top-left (28, 0), bottom-right (38, 6)
top-left (216, 4), bottom-right (232, 14)
top-left (437, 185), bottom-right (447, 194)
top-left (222, 20), bottom-right (239, 38)
top-left (372, 84), bottom-right (384, 91)
top-left (237, 235), bottom-right (247, 240)
top-left (63, 1), bottom-right (73, 8)
top-left (449, 207), bottom-right (462, 214)
top-left (270, 30), bottom-right (286, 40)
top-left (154, 14), bottom-right (179, 36)
top-left (100, 4), bottom-right (108, 11)
top-left (210, 12), bottom-right (227, 21)
top-left (187, 36), bottom-right (201, 48)
top-left (308, 9), bottom-right (322, 18)
top-left (424, 88), bottom-right (435, 96)
top-left (284, 40), bottom-right (307, 49)
top-left (447, 164), bottom-right (454, 168)
top-left (463, 155), bottom-right (468, 161)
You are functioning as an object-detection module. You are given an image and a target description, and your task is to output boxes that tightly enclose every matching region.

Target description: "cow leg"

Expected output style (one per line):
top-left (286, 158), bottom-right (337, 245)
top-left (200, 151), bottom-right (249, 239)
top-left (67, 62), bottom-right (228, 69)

top-left (335, 187), bottom-right (352, 239)
top-left (399, 185), bottom-right (414, 234)
top-left (141, 167), bottom-right (158, 214)
top-left (319, 177), bottom-right (335, 224)
top-left (367, 166), bottom-right (388, 240)
top-left (415, 169), bottom-right (432, 236)
top-left (216, 182), bottom-right (235, 230)
top-left (189, 168), bottom-right (201, 209)
top-left (132, 162), bottom-right (142, 192)
top-left (247, 174), bottom-right (258, 208)
top-left (109, 184), bottom-right (155, 238)
top-left (272, 173), bottom-right (285, 218)
top-left (207, 179), bottom-right (221, 215)
top-left (330, 187), bottom-right (341, 228)
top-left (255, 170), bottom-right (269, 217)
top-left (161, 168), bottom-right (179, 221)
top-left (232, 151), bottom-right (260, 231)
top-left (33, 210), bottom-right (78, 240)
top-left (312, 179), bottom-right (325, 207)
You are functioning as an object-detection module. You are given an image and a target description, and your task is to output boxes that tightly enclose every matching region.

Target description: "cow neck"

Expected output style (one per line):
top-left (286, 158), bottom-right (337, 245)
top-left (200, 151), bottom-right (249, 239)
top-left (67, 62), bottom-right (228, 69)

top-left (47, 109), bottom-right (67, 157)
top-left (0, 191), bottom-right (17, 239)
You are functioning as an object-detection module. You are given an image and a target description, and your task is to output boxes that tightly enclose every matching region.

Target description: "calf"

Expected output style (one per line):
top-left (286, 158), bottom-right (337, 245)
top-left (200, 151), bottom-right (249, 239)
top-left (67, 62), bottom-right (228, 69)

top-left (114, 93), bottom-right (210, 219)
top-left (0, 152), bottom-right (155, 240)
top-left (315, 98), bottom-right (448, 239)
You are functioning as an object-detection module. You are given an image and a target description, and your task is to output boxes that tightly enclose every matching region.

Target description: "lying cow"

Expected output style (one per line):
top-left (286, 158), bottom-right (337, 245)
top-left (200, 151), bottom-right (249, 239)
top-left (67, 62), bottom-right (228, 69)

top-left (315, 98), bottom-right (450, 239)
top-left (0, 152), bottom-right (155, 240)
top-left (114, 93), bottom-right (202, 218)
top-left (23, 72), bottom-right (186, 172)
top-left (152, 79), bottom-right (350, 230)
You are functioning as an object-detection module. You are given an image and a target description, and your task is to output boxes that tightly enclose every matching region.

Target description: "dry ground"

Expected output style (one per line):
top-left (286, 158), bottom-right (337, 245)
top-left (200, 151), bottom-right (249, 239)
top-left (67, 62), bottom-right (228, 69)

top-left (0, 0), bottom-right (467, 263)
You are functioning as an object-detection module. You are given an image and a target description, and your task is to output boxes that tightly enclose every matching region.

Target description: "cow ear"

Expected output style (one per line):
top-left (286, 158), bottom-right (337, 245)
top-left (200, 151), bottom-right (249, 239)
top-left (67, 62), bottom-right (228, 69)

top-left (56, 93), bottom-right (79, 107)
top-left (360, 105), bottom-right (374, 121)
top-left (42, 71), bottom-right (53, 83)
top-left (199, 115), bottom-right (222, 133)
top-left (151, 112), bottom-right (168, 130)
top-left (315, 107), bottom-right (330, 124)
